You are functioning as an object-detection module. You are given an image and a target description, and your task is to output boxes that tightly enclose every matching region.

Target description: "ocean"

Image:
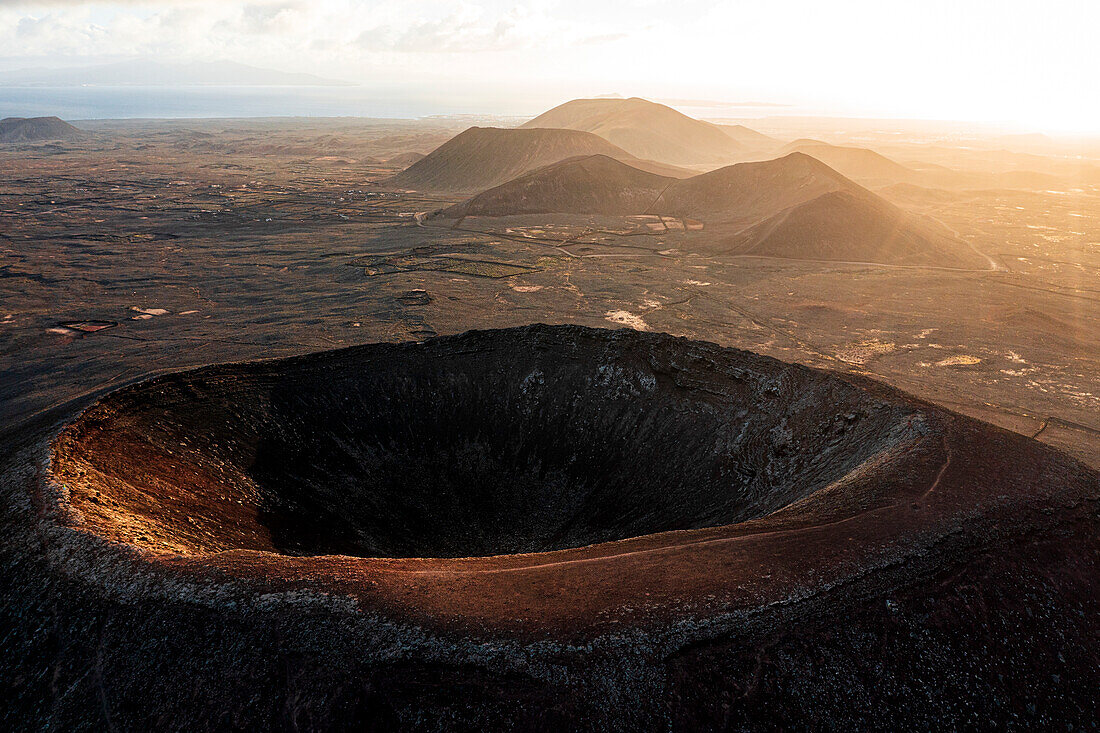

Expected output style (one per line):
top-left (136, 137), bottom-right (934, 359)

top-left (0, 85), bottom-right (811, 124)
top-left (0, 85), bottom-right (525, 120)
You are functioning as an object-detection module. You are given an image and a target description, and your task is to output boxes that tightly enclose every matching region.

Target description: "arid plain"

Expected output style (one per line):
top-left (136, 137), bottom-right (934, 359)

top-left (2, 108), bottom-right (1098, 468)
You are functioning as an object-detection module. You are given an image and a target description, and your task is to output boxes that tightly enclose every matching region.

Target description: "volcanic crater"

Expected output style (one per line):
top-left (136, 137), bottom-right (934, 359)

top-left (53, 325), bottom-right (926, 561)
top-left (27, 325), bottom-right (1100, 728)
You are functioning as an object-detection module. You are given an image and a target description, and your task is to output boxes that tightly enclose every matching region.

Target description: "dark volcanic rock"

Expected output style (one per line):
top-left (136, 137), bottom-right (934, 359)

top-left (2, 325), bottom-right (1097, 730)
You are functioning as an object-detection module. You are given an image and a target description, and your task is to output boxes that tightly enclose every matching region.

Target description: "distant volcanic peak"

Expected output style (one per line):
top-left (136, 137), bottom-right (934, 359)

top-left (777, 140), bottom-right (915, 181)
top-left (658, 155), bottom-right (987, 268)
top-left (779, 137), bottom-right (830, 150)
top-left (723, 151), bottom-right (856, 181)
top-left (727, 188), bottom-right (987, 268)
top-left (0, 116), bottom-right (82, 143)
top-left (439, 154), bottom-right (673, 218)
top-left (388, 126), bottom-right (633, 192)
top-left (521, 96), bottom-right (744, 166)
top-left (514, 153), bottom-right (673, 183)
top-left (650, 152), bottom-right (863, 222)
top-left (521, 96), bottom-right (682, 127)
top-left (681, 152), bottom-right (855, 189)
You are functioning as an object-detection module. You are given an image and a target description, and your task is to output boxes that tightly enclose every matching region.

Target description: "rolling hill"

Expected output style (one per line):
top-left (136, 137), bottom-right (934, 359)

top-left (520, 97), bottom-right (746, 166)
top-left (387, 126), bottom-right (690, 192)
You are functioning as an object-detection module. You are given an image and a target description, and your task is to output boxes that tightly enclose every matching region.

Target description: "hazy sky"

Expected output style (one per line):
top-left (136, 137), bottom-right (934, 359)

top-left (1, 0), bottom-right (1097, 132)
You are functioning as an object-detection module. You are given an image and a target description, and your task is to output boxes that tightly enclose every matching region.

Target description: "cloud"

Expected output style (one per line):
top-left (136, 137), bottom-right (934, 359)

top-left (356, 7), bottom-right (535, 54)
top-left (573, 32), bottom-right (627, 47)
top-left (0, 0), bottom-right (582, 61)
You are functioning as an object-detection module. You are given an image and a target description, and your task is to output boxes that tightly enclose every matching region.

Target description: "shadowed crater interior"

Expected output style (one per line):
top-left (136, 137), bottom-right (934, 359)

top-left (54, 325), bottom-right (919, 558)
